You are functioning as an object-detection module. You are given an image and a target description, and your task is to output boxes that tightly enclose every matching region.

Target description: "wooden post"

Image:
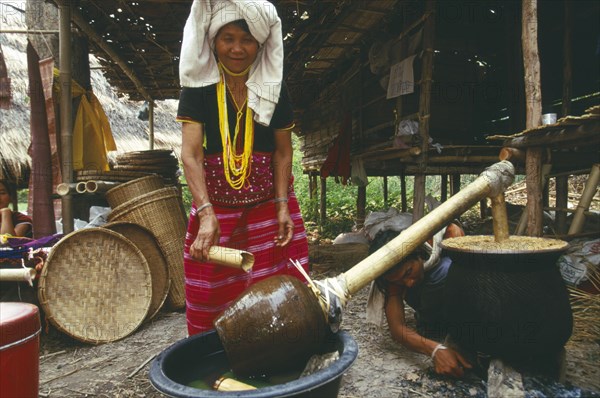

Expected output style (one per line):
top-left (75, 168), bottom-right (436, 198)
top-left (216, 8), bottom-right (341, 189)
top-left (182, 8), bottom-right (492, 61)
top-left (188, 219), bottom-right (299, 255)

top-left (555, 175), bottom-right (569, 235)
top-left (414, 0), bottom-right (436, 222)
top-left (149, 101), bottom-right (155, 150)
top-left (515, 164), bottom-right (551, 236)
top-left (480, 199), bottom-right (488, 220)
top-left (441, 174), bottom-right (448, 202)
top-left (357, 185), bottom-right (366, 229)
top-left (522, 0), bottom-right (543, 237)
top-left (400, 174), bottom-right (407, 212)
top-left (568, 164), bottom-right (600, 235)
top-left (450, 174), bottom-right (461, 196)
top-left (383, 176), bottom-right (388, 208)
top-left (319, 177), bottom-right (327, 225)
top-left (562, 0), bottom-right (572, 118)
top-left (412, 175), bottom-right (426, 222)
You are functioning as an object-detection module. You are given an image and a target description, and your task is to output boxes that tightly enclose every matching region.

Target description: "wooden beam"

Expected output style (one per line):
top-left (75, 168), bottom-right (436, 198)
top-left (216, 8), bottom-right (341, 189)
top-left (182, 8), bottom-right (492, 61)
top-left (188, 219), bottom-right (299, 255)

top-left (63, 3), bottom-right (153, 102)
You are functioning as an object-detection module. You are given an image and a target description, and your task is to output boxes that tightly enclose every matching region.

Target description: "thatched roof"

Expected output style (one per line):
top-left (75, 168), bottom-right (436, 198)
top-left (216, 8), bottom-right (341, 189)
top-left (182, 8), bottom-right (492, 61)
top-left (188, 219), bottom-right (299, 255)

top-left (43, 0), bottom-right (400, 111)
top-left (0, 4), bottom-right (182, 183)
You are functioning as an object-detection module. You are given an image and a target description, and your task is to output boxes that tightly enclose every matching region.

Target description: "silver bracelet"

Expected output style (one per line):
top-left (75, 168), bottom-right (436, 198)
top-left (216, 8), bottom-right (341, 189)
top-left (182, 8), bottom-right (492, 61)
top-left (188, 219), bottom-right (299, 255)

top-left (431, 343), bottom-right (447, 360)
top-left (197, 202), bottom-right (213, 213)
top-left (273, 197), bottom-right (288, 203)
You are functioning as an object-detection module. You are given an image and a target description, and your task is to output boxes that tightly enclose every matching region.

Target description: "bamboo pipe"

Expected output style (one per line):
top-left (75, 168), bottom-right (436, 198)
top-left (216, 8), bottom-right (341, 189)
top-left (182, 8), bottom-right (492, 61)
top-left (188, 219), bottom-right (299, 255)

top-left (75, 181), bottom-right (87, 194)
top-left (85, 180), bottom-right (120, 193)
top-left (568, 164), bottom-right (600, 235)
top-left (214, 377), bottom-right (256, 391)
top-left (208, 246), bottom-right (254, 272)
top-left (56, 183), bottom-right (78, 196)
top-left (0, 268), bottom-right (36, 286)
top-left (338, 161), bottom-right (515, 296)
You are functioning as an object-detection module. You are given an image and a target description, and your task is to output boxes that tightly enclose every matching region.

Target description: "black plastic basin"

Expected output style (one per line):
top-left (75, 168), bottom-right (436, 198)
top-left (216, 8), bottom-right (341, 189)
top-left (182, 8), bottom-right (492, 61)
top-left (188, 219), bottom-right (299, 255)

top-left (149, 330), bottom-right (358, 398)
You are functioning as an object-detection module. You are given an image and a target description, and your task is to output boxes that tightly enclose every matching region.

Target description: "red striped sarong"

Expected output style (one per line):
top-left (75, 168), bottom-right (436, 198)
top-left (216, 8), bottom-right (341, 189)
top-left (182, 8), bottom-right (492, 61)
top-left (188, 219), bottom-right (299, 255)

top-left (184, 152), bottom-right (309, 336)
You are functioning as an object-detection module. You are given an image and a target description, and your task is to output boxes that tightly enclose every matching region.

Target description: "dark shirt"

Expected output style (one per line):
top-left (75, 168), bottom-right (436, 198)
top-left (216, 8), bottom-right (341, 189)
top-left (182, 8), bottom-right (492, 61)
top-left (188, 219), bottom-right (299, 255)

top-left (11, 211), bottom-right (33, 238)
top-left (405, 257), bottom-right (452, 339)
top-left (177, 83), bottom-right (294, 154)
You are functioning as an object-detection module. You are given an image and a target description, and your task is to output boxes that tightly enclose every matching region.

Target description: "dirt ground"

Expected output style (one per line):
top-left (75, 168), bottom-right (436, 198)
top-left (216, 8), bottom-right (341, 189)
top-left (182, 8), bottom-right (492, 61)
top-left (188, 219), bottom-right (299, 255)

top-left (35, 257), bottom-right (600, 398)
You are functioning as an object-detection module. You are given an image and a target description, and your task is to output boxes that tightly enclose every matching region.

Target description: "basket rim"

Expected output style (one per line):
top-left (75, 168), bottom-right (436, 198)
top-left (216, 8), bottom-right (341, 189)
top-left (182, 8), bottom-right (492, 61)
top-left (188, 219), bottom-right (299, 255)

top-left (108, 186), bottom-right (181, 221)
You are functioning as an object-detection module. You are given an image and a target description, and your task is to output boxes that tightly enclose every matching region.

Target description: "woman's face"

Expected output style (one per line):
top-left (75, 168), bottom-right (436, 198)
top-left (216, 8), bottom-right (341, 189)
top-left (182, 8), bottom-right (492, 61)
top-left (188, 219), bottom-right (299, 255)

top-left (0, 183), bottom-right (11, 209)
top-left (385, 257), bottom-right (425, 289)
top-left (214, 22), bottom-right (259, 74)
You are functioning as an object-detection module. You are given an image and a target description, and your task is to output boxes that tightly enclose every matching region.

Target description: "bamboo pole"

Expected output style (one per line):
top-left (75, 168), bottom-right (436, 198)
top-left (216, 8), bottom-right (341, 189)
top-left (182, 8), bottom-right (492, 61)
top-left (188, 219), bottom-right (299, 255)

top-left (59, 2), bottom-right (74, 234)
top-left (491, 193), bottom-right (510, 242)
top-left (340, 161), bottom-right (515, 295)
top-left (56, 183), bottom-right (77, 196)
top-left (75, 181), bottom-right (87, 194)
top-left (568, 164), bottom-right (600, 235)
top-left (84, 180), bottom-right (120, 193)
top-left (0, 268), bottom-right (36, 286)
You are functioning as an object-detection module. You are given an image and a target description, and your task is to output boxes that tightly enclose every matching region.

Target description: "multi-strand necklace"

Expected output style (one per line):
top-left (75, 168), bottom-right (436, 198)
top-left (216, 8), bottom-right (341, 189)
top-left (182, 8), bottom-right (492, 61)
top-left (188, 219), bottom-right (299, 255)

top-left (217, 62), bottom-right (254, 190)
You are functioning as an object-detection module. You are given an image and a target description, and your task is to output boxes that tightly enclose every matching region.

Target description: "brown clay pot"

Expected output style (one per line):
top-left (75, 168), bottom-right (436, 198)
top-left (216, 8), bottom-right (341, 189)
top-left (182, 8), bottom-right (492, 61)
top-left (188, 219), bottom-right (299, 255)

top-left (214, 275), bottom-right (327, 376)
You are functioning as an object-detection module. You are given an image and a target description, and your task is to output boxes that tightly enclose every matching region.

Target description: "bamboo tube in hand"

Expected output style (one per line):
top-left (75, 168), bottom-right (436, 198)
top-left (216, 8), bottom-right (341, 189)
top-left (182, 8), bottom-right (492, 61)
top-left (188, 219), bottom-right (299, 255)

top-left (208, 246), bottom-right (254, 272)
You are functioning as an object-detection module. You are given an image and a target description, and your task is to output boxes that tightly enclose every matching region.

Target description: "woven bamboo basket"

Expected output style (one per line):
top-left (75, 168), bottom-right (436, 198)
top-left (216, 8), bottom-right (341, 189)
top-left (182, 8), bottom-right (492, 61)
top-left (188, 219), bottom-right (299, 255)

top-left (103, 221), bottom-right (170, 320)
top-left (105, 174), bottom-right (165, 209)
top-left (107, 187), bottom-right (187, 309)
top-left (38, 228), bottom-right (152, 344)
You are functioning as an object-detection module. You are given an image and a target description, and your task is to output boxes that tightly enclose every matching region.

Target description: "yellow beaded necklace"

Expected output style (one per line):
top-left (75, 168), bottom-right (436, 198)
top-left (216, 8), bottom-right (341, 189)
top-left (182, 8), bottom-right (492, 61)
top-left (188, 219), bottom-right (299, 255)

top-left (217, 63), bottom-right (254, 190)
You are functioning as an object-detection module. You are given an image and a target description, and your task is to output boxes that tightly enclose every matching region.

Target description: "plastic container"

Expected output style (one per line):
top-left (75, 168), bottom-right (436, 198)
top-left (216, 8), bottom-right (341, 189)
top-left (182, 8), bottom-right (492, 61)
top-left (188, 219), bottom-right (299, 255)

top-left (0, 302), bottom-right (41, 398)
top-left (149, 330), bottom-right (358, 398)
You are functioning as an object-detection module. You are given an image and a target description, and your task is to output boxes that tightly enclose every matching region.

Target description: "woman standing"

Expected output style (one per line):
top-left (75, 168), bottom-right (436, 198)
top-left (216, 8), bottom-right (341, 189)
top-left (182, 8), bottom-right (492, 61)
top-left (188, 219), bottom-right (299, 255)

top-left (177, 0), bottom-right (309, 335)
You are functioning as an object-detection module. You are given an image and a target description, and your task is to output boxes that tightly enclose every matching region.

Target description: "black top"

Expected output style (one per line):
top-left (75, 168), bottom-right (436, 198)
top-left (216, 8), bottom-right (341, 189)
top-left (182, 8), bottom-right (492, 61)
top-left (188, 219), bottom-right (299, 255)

top-left (177, 83), bottom-right (294, 154)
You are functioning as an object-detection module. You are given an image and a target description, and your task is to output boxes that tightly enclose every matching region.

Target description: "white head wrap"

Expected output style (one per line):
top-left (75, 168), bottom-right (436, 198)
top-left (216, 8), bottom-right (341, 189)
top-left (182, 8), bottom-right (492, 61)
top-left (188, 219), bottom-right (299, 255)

top-left (179, 0), bottom-right (284, 126)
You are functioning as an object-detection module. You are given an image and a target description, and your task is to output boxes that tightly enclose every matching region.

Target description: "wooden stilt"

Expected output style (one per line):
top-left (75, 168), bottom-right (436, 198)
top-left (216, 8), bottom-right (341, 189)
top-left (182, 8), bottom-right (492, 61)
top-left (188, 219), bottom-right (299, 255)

top-left (357, 186), bottom-right (366, 229)
top-left (555, 175), bottom-right (569, 235)
top-left (568, 164), bottom-right (600, 235)
top-left (319, 177), bottom-right (327, 225)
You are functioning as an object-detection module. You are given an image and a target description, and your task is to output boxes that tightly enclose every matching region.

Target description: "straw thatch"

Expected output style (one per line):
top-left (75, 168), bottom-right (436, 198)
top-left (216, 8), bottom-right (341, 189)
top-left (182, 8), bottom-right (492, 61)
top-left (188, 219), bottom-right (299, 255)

top-left (0, 5), bottom-right (182, 185)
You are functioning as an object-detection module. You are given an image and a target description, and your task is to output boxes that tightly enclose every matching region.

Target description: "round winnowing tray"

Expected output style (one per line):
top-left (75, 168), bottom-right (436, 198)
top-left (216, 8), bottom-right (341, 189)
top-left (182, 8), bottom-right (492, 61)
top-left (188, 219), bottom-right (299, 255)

top-left (38, 228), bottom-right (152, 344)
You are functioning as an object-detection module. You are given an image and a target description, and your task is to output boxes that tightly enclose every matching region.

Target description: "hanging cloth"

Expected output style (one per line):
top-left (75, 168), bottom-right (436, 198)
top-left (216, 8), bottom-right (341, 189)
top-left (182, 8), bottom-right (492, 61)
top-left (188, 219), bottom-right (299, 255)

top-left (52, 69), bottom-right (117, 171)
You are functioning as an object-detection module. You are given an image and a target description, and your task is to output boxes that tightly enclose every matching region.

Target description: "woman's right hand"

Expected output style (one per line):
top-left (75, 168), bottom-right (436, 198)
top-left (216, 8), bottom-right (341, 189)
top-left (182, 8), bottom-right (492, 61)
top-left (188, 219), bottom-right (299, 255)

top-left (189, 207), bottom-right (220, 262)
top-left (433, 347), bottom-right (472, 378)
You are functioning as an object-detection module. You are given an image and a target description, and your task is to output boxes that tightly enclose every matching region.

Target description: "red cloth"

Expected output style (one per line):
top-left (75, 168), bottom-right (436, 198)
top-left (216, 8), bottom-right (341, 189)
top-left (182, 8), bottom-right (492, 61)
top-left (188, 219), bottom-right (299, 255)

top-left (184, 153), bottom-right (309, 335)
top-left (320, 114), bottom-right (352, 184)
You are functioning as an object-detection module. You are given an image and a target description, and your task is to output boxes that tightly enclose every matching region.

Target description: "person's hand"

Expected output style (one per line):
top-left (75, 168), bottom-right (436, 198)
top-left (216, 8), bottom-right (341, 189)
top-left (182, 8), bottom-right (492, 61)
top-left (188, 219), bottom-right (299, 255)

top-left (189, 207), bottom-right (220, 262)
top-left (433, 347), bottom-right (472, 378)
top-left (274, 203), bottom-right (294, 247)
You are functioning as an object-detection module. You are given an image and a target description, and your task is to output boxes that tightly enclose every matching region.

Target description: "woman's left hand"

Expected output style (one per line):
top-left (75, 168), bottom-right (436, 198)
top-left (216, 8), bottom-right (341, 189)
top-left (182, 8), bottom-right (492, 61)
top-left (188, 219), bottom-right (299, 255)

top-left (274, 204), bottom-right (294, 247)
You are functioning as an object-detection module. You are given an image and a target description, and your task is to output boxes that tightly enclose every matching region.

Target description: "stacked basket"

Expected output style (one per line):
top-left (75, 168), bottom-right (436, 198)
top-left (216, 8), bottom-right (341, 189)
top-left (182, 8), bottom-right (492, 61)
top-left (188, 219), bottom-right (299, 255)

top-left (37, 175), bottom-right (186, 344)
top-left (106, 176), bottom-right (187, 309)
top-left (113, 150), bottom-right (180, 186)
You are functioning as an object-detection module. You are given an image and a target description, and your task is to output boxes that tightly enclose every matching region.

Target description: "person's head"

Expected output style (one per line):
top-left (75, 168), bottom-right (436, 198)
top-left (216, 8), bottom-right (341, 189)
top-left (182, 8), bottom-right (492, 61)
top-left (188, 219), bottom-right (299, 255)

top-left (371, 229), bottom-right (427, 292)
top-left (0, 180), bottom-right (14, 209)
top-left (214, 19), bottom-right (259, 75)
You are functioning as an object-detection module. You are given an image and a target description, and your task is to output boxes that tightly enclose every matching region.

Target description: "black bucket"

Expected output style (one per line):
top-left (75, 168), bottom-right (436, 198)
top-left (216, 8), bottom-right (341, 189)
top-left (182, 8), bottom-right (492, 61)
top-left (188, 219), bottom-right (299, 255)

top-left (149, 330), bottom-right (358, 398)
